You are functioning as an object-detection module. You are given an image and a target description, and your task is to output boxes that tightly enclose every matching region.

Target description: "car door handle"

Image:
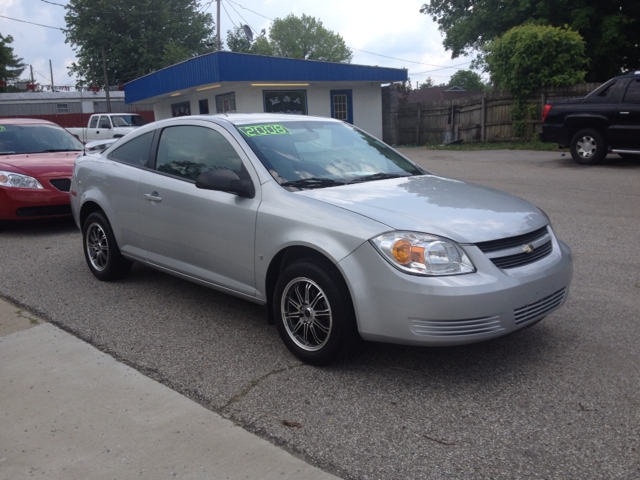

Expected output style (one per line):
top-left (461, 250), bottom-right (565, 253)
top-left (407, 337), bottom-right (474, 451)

top-left (144, 193), bottom-right (162, 202)
top-left (620, 112), bottom-right (630, 115)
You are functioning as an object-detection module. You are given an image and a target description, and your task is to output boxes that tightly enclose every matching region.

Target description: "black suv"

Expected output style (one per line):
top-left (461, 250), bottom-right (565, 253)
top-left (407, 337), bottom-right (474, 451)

top-left (539, 73), bottom-right (640, 165)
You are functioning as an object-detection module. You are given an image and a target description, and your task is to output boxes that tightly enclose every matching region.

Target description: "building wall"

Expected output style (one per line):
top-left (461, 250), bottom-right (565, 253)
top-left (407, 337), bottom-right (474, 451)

top-left (151, 82), bottom-right (384, 139)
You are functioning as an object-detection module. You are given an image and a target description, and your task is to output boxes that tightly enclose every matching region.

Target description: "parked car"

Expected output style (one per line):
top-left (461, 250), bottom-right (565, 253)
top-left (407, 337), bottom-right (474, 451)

top-left (67, 113), bottom-right (147, 143)
top-left (539, 72), bottom-right (640, 164)
top-left (0, 118), bottom-right (84, 222)
top-left (71, 114), bottom-right (573, 364)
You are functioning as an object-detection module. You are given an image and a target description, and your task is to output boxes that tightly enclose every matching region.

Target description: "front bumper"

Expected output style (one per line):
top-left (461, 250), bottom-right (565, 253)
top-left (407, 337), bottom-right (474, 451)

top-left (0, 185), bottom-right (71, 221)
top-left (338, 232), bottom-right (573, 346)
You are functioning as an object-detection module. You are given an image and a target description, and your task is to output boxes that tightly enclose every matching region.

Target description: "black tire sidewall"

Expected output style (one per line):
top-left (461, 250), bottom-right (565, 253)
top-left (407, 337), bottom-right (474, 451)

top-left (570, 128), bottom-right (606, 165)
top-left (273, 259), bottom-right (355, 365)
top-left (82, 211), bottom-right (131, 281)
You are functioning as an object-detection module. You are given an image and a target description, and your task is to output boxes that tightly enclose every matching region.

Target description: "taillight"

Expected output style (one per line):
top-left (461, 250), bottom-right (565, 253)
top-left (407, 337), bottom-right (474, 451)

top-left (542, 104), bottom-right (552, 123)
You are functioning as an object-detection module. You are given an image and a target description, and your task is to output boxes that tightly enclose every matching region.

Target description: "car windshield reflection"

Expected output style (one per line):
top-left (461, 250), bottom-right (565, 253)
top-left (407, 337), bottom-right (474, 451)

top-left (236, 121), bottom-right (422, 189)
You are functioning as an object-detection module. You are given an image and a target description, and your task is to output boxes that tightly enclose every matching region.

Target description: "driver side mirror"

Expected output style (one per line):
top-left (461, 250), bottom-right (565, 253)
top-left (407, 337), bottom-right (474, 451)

top-left (195, 169), bottom-right (255, 199)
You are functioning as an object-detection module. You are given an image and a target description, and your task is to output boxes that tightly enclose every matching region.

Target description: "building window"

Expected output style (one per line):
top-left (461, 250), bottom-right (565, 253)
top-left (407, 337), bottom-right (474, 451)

top-left (171, 101), bottom-right (191, 117)
top-left (333, 95), bottom-right (348, 120)
top-left (263, 90), bottom-right (307, 115)
top-left (216, 93), bottom-right (236, 113)
top-left (199, 99), bottom-right (209, 114)
top-left (56, 103), bottom-right (69, 114)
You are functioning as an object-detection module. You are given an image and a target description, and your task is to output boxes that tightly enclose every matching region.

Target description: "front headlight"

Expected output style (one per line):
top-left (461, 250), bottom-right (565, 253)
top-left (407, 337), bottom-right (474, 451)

top-left (370, 231), bottom-right (475, 276)
top-left (0, 171), bottom-right (44, 189)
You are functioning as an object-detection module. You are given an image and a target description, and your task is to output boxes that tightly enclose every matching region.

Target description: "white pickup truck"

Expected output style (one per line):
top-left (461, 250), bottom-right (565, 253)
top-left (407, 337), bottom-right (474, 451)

top-left (67, 113), bottom-right (147, 143)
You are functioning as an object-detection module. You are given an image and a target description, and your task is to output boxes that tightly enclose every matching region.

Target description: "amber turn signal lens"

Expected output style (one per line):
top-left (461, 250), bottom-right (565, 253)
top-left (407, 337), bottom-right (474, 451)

top-left (392, 239), bottom-right (412, 264)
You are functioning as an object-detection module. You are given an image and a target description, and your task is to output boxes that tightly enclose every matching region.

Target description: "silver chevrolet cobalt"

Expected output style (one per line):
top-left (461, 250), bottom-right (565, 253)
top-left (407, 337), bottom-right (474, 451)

top-left (71, 114), bottom-right (573, 365)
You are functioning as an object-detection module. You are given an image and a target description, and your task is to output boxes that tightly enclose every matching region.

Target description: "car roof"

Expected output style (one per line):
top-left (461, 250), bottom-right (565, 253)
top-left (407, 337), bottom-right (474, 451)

top-left (188, 113), bottom-right (343, 127)
top-left (0, 118), bottom-right (58, 126)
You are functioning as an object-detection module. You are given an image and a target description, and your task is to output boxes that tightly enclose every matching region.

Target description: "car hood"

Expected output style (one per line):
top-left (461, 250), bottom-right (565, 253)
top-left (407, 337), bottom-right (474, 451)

top-left (0, 151), bottom-right (80, 178)
top-left (297, 175), bottom-right (548, 244)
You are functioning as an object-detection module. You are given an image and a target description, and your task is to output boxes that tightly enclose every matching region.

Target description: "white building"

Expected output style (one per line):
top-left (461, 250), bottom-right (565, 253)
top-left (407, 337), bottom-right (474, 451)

top-left (124, 51), bottom-right (407, 139)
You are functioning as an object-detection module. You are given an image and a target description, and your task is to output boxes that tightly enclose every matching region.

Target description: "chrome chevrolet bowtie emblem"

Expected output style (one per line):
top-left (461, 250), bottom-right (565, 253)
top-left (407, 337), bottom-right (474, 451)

top-left (523, 243), bottom-right (535, 253)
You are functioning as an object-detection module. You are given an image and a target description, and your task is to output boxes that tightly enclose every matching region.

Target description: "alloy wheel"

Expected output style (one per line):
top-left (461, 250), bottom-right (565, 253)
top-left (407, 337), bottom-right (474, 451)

top-left (86, 222), bottom-right (109, 272)
top-left (281, 277), bottom-right (333, 351)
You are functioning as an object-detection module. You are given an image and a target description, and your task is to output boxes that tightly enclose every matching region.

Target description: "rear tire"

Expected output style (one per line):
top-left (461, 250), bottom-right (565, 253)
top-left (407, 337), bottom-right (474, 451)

top-left (82, 211), bottom-right (132, 281)
top-left (570, 129), bottom-right (607, 165)
top-left (273, 258), bottom-right (357, 365)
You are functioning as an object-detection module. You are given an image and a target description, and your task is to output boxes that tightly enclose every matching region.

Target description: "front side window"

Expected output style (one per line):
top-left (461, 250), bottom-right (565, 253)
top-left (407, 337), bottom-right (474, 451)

top-left (155, 126), bottom-right (245, 181)
top-left (98, 116), bottom-right (111, 129)
top-left (236, 121), bottom-right (421, 189)
top-left (263, 90), bottom-right (307, 115)
top-left (107, 132), bottom-right (154, 167)
top-left (623, 79), bottom-right (640, 103)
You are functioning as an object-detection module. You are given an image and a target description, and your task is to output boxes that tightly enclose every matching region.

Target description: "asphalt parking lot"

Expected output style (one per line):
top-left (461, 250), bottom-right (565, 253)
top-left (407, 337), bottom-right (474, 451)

top-left (1, 149), bottom-right (638, 479)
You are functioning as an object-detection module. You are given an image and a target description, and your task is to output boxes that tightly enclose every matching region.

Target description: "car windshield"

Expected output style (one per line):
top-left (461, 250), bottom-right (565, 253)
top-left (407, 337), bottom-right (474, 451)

top-left (236, 120), bottom-right (423, 189)
top-left (0, 124), bottom-right (84, 154)
top-left (111, 115), bottom-right (146, 127)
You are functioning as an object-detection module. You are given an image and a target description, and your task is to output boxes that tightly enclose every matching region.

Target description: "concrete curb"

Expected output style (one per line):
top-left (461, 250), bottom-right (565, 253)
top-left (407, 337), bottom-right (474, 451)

top-left (0, 298), bottom-right (340, 479)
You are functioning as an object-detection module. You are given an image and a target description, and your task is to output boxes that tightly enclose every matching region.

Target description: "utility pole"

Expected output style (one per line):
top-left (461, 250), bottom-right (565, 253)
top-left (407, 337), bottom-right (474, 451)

top-left (30, 65), bottom-right (34, 84)
top-left (101, 47), bottom-right (112, 112)
top-left (216, 0), bottom-right (221, 51)
top-left (49, 60), bottom-right (54, 91)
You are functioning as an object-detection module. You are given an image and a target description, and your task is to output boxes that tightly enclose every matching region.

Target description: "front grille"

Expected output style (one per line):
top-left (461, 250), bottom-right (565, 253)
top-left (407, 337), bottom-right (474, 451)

top-left (15, 204), bottom-right (72, 218)
top-left (49, 178), bottom-right (71, 192)
top-left (514, 288), bottom-right (566, 325)
top-left (490, 240), bottom-right (553, 269)
top-left (476, 226), bottom-right (549, 253)
top-left (409, 316), bottom-right (503, 337)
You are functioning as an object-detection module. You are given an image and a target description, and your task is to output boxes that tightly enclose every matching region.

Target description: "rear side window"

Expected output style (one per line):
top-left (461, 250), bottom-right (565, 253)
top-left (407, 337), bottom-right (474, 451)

top-left (155, 126), bottom-right (245, 181)
top-left (622, 79), bottom-right (640, 103)
top-left (89, 116), bottom-right (98, 129)
top-left (107, 132), bottom-right (154, 167)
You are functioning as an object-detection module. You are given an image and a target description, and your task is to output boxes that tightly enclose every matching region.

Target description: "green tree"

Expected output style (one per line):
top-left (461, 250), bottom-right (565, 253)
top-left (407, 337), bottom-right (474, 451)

top-left (418, 77), bottom-right (435, 89)
top-left (420, 0), bottom-right (639, 82)
top-left (480, 24), bottom-right (587, 135)
top-left (64, 0), bottom-right (215, 87)
top-left (226, 26), bottom-right (253, 53)
top-left (0, 34), bottom-right (26, 87)
top-left (447, 70), bottom-right (488, 91)
top-left (251, 14), bottom-right (352, 62)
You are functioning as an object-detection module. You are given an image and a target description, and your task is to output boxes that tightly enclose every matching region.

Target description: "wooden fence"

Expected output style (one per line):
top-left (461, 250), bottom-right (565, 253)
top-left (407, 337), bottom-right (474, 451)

top-left (394, 83), bottom-right (602, 145)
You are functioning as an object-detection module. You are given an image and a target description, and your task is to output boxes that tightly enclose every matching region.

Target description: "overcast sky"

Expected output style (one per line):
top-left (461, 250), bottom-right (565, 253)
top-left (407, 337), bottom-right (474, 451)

top-left (0, 0), bottom-right (476, 89)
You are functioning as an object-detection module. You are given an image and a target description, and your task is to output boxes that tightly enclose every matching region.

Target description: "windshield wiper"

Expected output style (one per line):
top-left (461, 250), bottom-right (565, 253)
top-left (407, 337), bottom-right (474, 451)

top-left (41, 149), bottom-right (77, 153)
top-left (280, 177), bottom-right (346, 189)
top-left (347, 172), bottom-right (409, 184)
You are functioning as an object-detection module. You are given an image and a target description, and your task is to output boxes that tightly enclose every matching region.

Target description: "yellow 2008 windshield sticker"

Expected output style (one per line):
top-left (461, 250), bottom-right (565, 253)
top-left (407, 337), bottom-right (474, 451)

top-left (239, 124), bottom-right (290, 137)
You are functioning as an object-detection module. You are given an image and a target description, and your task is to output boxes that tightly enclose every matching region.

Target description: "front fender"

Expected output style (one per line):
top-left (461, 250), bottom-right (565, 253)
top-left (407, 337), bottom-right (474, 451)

top-left (254, 181), bottom-right (389, 302)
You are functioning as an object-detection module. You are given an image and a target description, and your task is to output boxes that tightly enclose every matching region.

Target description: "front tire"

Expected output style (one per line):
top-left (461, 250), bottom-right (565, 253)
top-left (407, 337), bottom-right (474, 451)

top-left (273, 259), bottom-right (357, 365)
top-left (82, 211), bottom-right (132, 281)
top-left (570, 128), bottom-right (607, 165)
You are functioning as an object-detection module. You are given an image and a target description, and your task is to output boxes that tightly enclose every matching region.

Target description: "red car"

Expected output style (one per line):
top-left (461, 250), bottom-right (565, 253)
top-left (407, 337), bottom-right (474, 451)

top-left (0, 118), bottom-right (84, 222)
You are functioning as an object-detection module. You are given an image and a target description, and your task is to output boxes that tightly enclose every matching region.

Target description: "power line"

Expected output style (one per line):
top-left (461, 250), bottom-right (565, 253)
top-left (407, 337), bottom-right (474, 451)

top-left (226, 0), bottom-right (273, 22)
top-left (221, 1), bottom-right (238, 29)
top-left (0, 14), bottom-right (64, 30)
top-left (225, 0), bottom-right (259, 35)
top-left (224, 0), bottom-right (472, 72)
top-left (39, 0), bottom-right (67, 6)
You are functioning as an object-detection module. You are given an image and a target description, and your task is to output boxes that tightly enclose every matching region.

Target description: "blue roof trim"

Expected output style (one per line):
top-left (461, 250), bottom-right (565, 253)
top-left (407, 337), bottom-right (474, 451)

top-left (124, 51), bottom-right (407, 104)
